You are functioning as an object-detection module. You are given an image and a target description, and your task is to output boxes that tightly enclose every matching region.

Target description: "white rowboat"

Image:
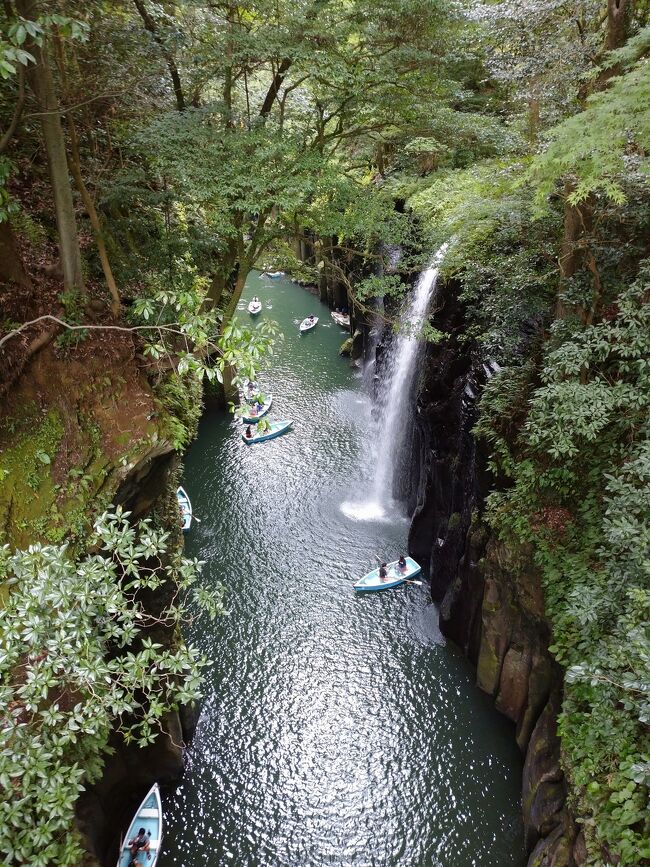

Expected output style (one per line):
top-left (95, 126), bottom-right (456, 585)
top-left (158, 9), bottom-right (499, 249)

top-left (176, 486), bottom-right (192, 533)
top-left (299, 316), bottom-right (318, 333)
top-left (331, 311), bottom-right (350, 328)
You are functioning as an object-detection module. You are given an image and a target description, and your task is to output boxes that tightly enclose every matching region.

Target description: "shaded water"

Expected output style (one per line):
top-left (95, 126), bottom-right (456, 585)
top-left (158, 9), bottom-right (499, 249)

top-left (158, 273), bottom-right (525, 867)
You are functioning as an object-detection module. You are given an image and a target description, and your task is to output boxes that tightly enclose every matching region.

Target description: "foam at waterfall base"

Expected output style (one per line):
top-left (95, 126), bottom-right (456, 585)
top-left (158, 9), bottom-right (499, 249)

top-left (339, 498), bottom-right (409, 523)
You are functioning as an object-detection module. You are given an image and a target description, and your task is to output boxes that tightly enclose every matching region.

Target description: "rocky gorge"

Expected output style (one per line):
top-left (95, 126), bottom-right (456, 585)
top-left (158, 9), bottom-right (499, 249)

top-left (406, 279), bottom-right (584, 867)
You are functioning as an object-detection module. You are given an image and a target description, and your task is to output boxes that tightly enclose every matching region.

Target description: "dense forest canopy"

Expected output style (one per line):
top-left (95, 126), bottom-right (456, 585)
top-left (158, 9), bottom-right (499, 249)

top-left (1, 0), bottom-right (649, 864)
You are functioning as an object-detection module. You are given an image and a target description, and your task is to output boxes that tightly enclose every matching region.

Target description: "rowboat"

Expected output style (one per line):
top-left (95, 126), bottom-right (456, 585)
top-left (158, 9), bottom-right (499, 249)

top-left (331, 311), bottom-right (350, 328)
top-left (299, 316), bottom-right (318, 332)
top-left (116, 783), bottom-right (163, 867)
top-left (267, 271), bottom-right (284, 278)
top-left (176, 486), bottom-right (192, 533)
top-left (248, 299), bottom-right (262, 314)
top-left (240, 394), bottom-right (273, 423)
top-left (242, 420), bottom-right (293, 444)
top-left (353, 556), bottom-right (421, 592)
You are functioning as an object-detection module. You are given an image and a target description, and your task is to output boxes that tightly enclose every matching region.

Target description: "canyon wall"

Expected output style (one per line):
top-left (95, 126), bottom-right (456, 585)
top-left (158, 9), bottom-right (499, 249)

top-left (0, 332), bottom-right (198, 866)
top-left (407, 283), bottom-right (585, 867)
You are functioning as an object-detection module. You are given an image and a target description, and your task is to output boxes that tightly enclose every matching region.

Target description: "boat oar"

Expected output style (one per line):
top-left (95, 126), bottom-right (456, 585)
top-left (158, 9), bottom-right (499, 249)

top-left (404, 579), bottom-right (423, 586)
top-left (192, 515), bottom-right (202, 523)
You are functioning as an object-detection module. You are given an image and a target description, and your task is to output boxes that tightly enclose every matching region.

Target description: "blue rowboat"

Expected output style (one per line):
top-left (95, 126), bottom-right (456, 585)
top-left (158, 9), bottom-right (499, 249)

top-left (242, 420), bottom-right (293, 444)
top-left (176, 486), bottom-right (192, 533)
top-left (299, 316), bottom-right (318, 333)
top-left (117, 783), bottom-right (163, 867)
top-left (241, 394), bottom-right (273, 424)
top-left (267, 271), bottom-right (284, 278)
top-left (353, 556), bottom-right (421, 592)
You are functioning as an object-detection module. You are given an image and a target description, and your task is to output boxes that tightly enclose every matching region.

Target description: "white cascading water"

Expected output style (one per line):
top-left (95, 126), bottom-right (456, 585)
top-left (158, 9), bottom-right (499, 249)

top-left (372, 243), bottom-right (449, 501)
top-left (342, 244), bottom-right (448, 521)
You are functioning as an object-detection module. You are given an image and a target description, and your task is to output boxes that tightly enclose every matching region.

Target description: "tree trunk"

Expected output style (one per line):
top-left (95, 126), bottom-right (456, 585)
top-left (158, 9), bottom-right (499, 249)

top-left (558, 185), bottom-right (596, 320)
top-left (16, 0), bottom-right (84, 293)
top-left (596, 0), bottom-right (631, 87)
top-left (53, 34), bottom-right (120, 316)
top-left (66, 118), bottom-right (121, 316)
top-left (0, 66), bottom-right (25, 155)
top-left (133, 0), bottom-right (185, 111)
top-left (606, 0), bottom-right (630, 51)
top-left (208, 274), bottom-right (225, 310)
top-left (221, 269), bottom-right (249, 327)
top-left (558, 0), bottom-right (630, 320)
top-left (0, 220), bottom-right (32, 289)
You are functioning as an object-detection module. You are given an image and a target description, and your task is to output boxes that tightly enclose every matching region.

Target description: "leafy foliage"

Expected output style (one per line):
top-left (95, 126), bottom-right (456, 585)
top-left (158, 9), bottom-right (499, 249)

top-left (477, 266), bottom-right (650, 864)
top-left (126, 259), bottom-right (279, 387)
top-left (0, 508), bottom-right (223, 867)
top-left (407, 160), bottom-right (558, 360)
top-left (2, 0), bottom-right (650, 863)
top-left (529, 51), bottom-right (650, 207)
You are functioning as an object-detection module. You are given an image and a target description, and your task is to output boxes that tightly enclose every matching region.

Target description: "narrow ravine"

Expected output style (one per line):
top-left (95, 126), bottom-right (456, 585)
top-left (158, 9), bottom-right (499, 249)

top-left (158, 273), bottom-right (526, 867)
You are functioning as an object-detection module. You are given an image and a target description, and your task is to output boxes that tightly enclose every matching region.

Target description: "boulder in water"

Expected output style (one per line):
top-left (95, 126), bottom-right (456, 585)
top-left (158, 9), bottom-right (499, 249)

top-left (339, 337), bottom-right (353, 356)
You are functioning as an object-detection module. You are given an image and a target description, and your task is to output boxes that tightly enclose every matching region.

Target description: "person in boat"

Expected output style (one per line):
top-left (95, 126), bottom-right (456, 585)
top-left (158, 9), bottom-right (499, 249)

top-left (128, 828), bottom-right (150, 859)
top-left (397, 555), bottom-right (408, 574)
top-left (379, 562), bottom-right (388, 582)
top-left (245, 425), bottom-right (253, 439)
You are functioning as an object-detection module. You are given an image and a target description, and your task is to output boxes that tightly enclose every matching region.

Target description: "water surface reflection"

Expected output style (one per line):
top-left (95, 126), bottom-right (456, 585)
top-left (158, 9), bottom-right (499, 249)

top-left (158, 274), bottom-right (525, 867)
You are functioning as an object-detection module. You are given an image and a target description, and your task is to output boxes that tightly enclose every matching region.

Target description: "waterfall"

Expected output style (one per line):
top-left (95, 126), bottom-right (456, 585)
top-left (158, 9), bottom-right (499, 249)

top-left (341, 244), bottom-right (448, 522)
top-left (372, 244), bottom-right (448, 501)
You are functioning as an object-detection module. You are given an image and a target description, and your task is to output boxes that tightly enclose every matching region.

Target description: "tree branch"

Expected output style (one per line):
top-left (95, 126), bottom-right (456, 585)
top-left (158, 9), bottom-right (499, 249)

top-left (259, 57), bottom-right (292, 117)
top-left (132, 0), bottom-right (186, 111)
top-left (0, 316), bottom-right (220, 352)
top-left (0, 66), bottom-right (25, 155)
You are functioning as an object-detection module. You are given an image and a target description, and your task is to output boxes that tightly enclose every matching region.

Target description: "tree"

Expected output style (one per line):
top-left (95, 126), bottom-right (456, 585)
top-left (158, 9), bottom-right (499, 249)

top-left (132, 0), bottom-right (186, 111)
top-left (0, 508), bottom-right (224, 867)
top-left (12, 0), bottom-right (85, 291)
top-left (126, 0), bottom-right (459, 323)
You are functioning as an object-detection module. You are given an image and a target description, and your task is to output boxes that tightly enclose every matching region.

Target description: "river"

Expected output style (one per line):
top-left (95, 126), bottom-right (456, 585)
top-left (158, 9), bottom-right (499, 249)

top-left (158, 273), bottom-right (526, 867)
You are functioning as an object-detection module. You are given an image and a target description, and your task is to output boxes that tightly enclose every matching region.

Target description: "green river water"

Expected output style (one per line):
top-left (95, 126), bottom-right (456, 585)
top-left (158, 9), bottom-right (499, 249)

top-left (157, 272), bottom-right (526, 867)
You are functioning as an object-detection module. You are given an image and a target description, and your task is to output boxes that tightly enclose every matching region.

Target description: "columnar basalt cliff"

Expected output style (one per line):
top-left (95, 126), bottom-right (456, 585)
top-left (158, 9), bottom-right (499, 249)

top-left (406, 281), bottom-right (584, 867)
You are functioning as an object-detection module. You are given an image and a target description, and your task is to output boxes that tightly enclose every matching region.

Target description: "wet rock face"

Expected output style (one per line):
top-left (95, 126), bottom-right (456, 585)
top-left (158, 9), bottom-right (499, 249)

top-left (522, 692), bottom-right (583, 867)
top-left (406, 279), bottom-right (484, 602)
top-left (407, 280), bottom-right (583, 867)
top-left (77, 711), bottom-right (188, 866)
top-left (474, 544), bottom-right (555, 750)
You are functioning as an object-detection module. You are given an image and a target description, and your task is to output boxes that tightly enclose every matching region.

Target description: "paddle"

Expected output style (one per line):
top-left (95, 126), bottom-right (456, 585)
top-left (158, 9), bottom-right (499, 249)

top-left (192, 515), bottom-right (202, 523)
